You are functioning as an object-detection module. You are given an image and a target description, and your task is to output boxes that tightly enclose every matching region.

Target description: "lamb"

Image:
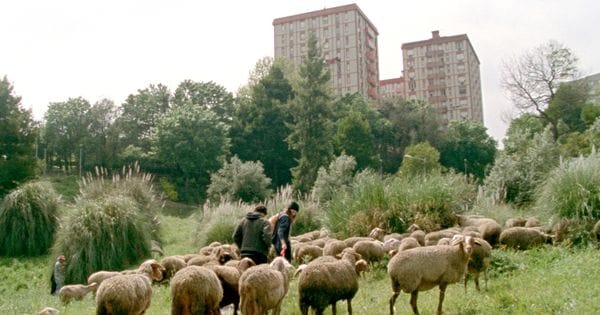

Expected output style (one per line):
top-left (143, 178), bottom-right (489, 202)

top-left (352, 240), bottom-right (385, 263)
top-left (59, 282), bottom-right (97, 304)
top-left (239, 256), bottom-right (292, 315)
top-left (95, 260), bottom-right (164, 315)
top-left (170, 266), bottom-right (223, 315)
top-left (36, 307), bottom-right (59, 315)
top-left (298, 247), bottom-right (362, 315)
top-left (499, 227), bottom-right (554, 249)
top-left (465, 237), bottom-right (492, 292)
top-left (388, 234), bottom-right (477, 315)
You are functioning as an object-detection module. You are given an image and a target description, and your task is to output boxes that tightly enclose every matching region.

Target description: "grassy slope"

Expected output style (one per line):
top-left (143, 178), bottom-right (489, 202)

top-left (1, 176), bottom-right (598, 314)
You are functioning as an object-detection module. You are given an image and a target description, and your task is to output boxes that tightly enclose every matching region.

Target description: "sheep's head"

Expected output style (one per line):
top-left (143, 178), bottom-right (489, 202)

top-left (337, 247), bottom-right (362, 264)
top-left (368, 227), bottom-right (385, 241)
top-left (237, 257), bottom-right (256, 273)
top-left (138, 259), bottom-right (166, 281)
top-left (450, 234), bottom-right (475, 256)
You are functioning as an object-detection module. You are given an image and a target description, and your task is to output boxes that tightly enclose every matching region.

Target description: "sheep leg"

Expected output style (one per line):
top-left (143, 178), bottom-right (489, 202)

top-left (300, 304), bottom-right (309, 315)
top-left (484, 269), bottom-right (488, 290)
top-left (410, 290), bottom-right (419, 315)
top-left (389, 291), bottom-right (400, 315)
top-left (437, 283), bottom-right (447, 315)
top-left (331, 302), bottom-right (336, 315)
top-left (474, 273), bottom-right (481, 291)
top-left (347, 299), bottom-right (353, 315)
top-left (464, 274), bottom-right (468, 294)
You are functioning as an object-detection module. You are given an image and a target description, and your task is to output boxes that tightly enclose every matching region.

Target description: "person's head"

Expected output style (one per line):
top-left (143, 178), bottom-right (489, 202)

top-left (254, 205), bottom-right (267, 215)
top-left (57, 255), bottom-right (66, 263)
top-left (286, 201), bottom-right (300, 219)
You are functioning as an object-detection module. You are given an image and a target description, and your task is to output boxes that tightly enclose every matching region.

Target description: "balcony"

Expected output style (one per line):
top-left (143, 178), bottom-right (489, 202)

top-left (368, 87), bottom-right (378, 99)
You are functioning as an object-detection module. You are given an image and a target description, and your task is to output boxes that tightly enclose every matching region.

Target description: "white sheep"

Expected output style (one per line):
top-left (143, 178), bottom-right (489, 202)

top-left (170, 265), bottom-right (223, 315)
top-left (368, 227), bottom-right (386, 241)
top-left (322, 239), bottom-right (348, 257)
top-left (388, 234), bottom-right (477, 315)
top-left (457, 215), bottom-right (502, 245)
top-left (95, 260), bottom-right (164, 315)
top-left (59, 282), bottom-right (97, 304)
top-left (499, 227), bottom-right (554, 249)
top-left (298, 247), bottom-right (362, 315)
top-left (239, 256), bottom-right (291, 315)
top-left (352, 240), bottom-right (385, 263)
top-left (294, 243), bottom-right (323, 263)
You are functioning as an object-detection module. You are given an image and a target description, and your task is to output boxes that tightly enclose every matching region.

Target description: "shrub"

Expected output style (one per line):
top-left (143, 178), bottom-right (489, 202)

top-left (195, 201), bottom-right (250, 247)
top-left (536, 153), bottom-right (600, 221)
top-left (159, 177), bottom-right (178, 201)
top-left (207, 156), bottom-right (272, 203)
top-left (52, 195), bottom-right (152, 284)
top-left (0, 181), bottom-right (60, 257)
top-left (311, 154), bottom-right (357, 202)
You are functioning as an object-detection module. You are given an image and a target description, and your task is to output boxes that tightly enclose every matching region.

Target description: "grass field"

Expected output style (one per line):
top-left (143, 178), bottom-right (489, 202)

top-left (1, 210), bottom-right (599, 315)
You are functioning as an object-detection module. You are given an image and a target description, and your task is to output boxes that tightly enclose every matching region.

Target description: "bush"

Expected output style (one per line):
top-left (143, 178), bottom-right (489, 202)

top-left (159, 177), bottom-right (178, 201)
top-left (0, 181), bottom-right (60, 257)
top-left (52, 195), bottom-right (152, 284)
top-left (207, 156), bottom-right (272, 203)
top-left (311, 154), bottom-right (356, 202)
top-left (195, 201), bottom-right (250, 247)
top-left (536, 153), bottom-right (600, 221)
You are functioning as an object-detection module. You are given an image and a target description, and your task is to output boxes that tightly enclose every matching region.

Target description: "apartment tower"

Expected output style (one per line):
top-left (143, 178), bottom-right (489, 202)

top-left (402, 30), bottom-right (483, 125)
top-left (273, 4), bottom-right (380, 100)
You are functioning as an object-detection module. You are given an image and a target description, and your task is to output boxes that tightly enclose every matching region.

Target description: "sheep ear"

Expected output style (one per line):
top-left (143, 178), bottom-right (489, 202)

top-left (473, 239), bottom-right (482, 246)
top-left (450, 234), bottom-right (465, 246)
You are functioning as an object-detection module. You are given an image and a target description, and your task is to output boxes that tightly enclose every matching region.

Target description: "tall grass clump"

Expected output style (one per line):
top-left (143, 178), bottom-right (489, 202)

top-left (535, 153), bottom-right (600, 245)
top-left (53, 195), bottom-right (153, 284)
top-left (195, 200), bottom-right (251, 247)
top-left (326, 169), bottom-right (390, 238)
top-left (78, 164), bottom-right (162, 239)
top-left (388, 171), bottom-right (476, 231)
top-left (0, 181), bottom-right (60, 257)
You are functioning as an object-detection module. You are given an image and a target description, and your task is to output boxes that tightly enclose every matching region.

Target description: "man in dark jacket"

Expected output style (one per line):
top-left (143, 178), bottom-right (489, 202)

top-left (272, 201), bottom-right (300, 262)
top-left (233, 204), bottom-right (272, 264)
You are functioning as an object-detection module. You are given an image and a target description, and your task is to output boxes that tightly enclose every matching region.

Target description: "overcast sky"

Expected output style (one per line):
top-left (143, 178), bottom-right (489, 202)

top-left (1, 0), bottom-right (599, 143)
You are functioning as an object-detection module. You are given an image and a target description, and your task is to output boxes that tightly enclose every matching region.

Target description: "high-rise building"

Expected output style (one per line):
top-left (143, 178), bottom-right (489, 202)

top-left (401, 30), bottom-right (483, 126)
top-left (273, 4), bottom-right (380, 100)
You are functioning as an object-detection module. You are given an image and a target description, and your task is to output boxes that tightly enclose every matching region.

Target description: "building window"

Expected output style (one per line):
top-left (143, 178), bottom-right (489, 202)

top-left (300, 21), bottom-right (305, 29)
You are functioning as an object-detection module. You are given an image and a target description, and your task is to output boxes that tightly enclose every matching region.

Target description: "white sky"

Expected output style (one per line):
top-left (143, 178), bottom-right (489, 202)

top-left (1, 0), bottom-right (599, 143)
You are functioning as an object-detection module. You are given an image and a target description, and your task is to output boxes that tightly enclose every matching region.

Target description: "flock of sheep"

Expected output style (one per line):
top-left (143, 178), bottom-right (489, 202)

top-left (38, 214), bottom-right (599, 315)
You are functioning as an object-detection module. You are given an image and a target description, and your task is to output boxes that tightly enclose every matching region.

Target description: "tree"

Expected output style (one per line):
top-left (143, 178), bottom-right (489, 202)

top-left (207, 156), bottom-right (272, 203)
top-left (172, 80), bottom-right (234, 124)
top-left (335, 110), bottom-right (377, 170)
top-left (311, 154), bottom-right (357, 202)
top-left (501, 41), bottom-right (580, 140)
top-left (0, 76), bottom-right (37, 195)
top-left (546, 81), bottom-right (590, 133)
top-left (83, 99), bottom-right (119, 169)
top-left (439, 121), bottom-right (497, 180)
top-left (42, 97), bottom-right (91, 172)
top-left (399, 142), bottom-right (441, 177)
top-left (287, 32), bottom-right (335, 193)
top-left (155, 103), bottom-right (230, 202)
top-left (230, 62), bottom-right (296, 188)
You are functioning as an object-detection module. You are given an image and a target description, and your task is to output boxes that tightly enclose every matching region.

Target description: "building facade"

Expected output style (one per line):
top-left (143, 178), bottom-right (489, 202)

top-left (379, 77), bottom-right (405, 99)
top-left (273, 4), bottom-right (380, 100)
top-left (401, 30), bottom-right (483, 126)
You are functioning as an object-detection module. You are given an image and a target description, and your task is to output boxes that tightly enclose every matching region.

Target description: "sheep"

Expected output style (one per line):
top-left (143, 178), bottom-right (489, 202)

top-left (457, 215), bottom-right (502, 245)
top-left (355, 259), bottom-right (369, 277)
top-left (59, 282), bottom-right (98, 304)
top-left (383, 238), bottom-right (402, 253)
top-left (368, 227), bottom-right (386, 241)
top-left (465, 237), bottom-right (492, 292)
top-left (160, 255), bottom-right (187, 281)
top-left (310, 237), bottom-right (328, 248)
top-left (384, 233), bottom-right (404, 242)
top-left (410, 230), bottom-right (426, 246)
top-left (398, 237), bottom-right (421, 251)
top-left (352, 240), bottom-right (385, 263)
top-left (504, 217), bottom-right (527, 228)
top-left (436, 237), bottom-right (451, 246)
top-left (388, 234), bottom-right (477, 315)
top-left (239, 256), bottom-right (291, 315)
top-left (593, 220), bottom-right (600, 243)
top-left (323, 239), bottom-right (348, 257)
top-left (424, 228), bottom-right (460, 246)
top-left (203, 264), bottom-right (243, 314)
top-left (36, 307), bottom-right (59, 315)
top-left (188, 246), bottom-right (236, 266)
top-left (170, 266), bottom-right (223, 315)
top-left (87, 271), bottom-right (120, 290)
top-left (343, 236), bottom-right (374, 248)
top-left (88, 259), bottom-right (165, 290)
top-left (298, 247), bottom-right (362, 315)
top-left (525, 217), bottom-right (541, 228)
top-left (95, 260), bottom-right (164, 315)
top-left (294, 243), bottom-right (323, 263)
top-left (499, 227), bottom-right (554, 250)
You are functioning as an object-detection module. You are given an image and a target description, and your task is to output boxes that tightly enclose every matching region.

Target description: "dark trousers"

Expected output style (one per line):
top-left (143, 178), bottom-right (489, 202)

top-left (241, 251), bottom-right (268, 265)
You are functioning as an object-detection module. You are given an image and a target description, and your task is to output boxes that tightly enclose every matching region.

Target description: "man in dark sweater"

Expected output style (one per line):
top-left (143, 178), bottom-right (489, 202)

top-left (272, 201), bottom-right (300, 262)
top-left (233, 204), bottom-right (272, 264)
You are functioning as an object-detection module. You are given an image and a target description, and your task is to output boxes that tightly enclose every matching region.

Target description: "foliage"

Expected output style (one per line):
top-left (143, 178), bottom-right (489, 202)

top-left (195, 201), bottom-right (251, 247)
top-left (159, 177), bottom-right (178, 201)
top-left (230, 62), bottom-right (296, 188)
top-left (207, 156), bottom-right (272, 203)
top-left (0, 76), bottom-right (37, 196)
top-left (398, 142), bottom-right (441, 177)
top-left (501, 40), bottom-right (580, 140)
top-left (311, 154), bottom-right (357, 203)
top-left (439, 120), bottom-right (497, 180)
top-left (172, 80), bottom-right (234, 124)
top-left (82, 98), bottom-right (119, 169)
top-left (42, 97), bottom-right (92, 172)
top-left (334, 111), bottom-right (377, 170)
top-left (287, 32), bottom-right (335, 193)
top-left (546, 81), bottom-right (590, 133)
top-left (52, 195), bottom-right (152, 284)
top-left (155, 103), bottom-right (230, 202)
top-left (535, 153), bottom-right (600, 221)
top-left (485, 126), bottom-right (560, 205)
top-left (0, 181), bottom-right (60, 257)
